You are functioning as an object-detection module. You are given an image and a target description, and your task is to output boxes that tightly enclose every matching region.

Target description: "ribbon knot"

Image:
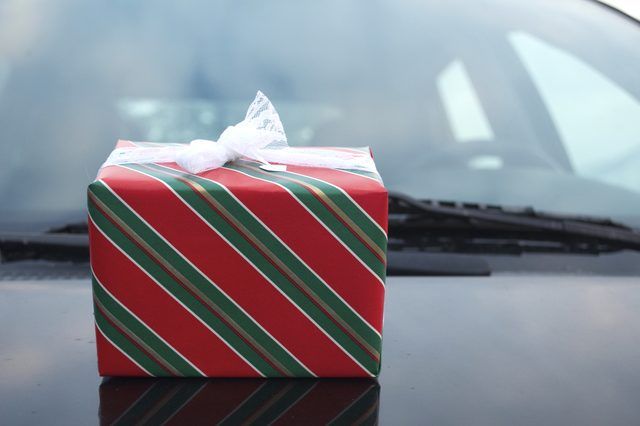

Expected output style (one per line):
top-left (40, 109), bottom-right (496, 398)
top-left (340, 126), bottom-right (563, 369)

top-left (102, 91), bottom-right (379, 175)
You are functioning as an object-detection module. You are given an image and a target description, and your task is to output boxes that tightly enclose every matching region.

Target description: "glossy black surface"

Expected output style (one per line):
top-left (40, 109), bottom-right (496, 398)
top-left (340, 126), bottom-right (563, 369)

top-left (1, 275), bottom-right (639, 425)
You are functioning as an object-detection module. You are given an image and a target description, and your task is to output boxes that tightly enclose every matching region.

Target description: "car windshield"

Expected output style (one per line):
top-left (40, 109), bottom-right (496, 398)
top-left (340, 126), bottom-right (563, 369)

top-left (1, 0), bottom-right (640, 229)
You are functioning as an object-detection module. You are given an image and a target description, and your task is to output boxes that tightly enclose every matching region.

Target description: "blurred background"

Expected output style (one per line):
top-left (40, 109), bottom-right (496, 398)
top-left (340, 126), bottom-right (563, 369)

top-left (1, 2), bottom-right (640, 424)
top-left (0, 0), bottom-right (639, 227)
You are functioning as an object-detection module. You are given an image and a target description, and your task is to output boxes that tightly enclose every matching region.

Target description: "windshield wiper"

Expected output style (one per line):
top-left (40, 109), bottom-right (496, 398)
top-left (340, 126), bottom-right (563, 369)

top-left (47, 221), bottom-right (89, 234)
top-left (0, 222), bottom-right (89, 263)
top-left (6, 194), bottom-right (639, 269)
top-left (388, 192), bottom-right (640, 255)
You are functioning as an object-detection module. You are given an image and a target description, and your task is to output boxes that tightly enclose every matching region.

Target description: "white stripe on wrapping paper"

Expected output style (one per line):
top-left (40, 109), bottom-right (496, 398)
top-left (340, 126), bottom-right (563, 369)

top-left (222, 165), bottom-right (386, 288)
top-left (332, 167), bottom-right (384, 184)
top-left (152, 163), bottom-right (382, 339)
top-left (279, 168), bottom-right (388, 240)
top-left (88, 211), bottom-right (265, 378)
top-left (95, 321), bottom-right (153, 377)
top-left (112, 167), bottom-right (317, 377)
top-left (92, 267), bottom-right (206, 376)
top-left (121, 165), bottom-right (373, 377)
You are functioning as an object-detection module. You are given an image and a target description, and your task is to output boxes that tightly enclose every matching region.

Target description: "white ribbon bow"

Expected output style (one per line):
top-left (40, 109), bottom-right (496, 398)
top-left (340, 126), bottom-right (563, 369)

top-left (102, 91), bottom-right (378, 175)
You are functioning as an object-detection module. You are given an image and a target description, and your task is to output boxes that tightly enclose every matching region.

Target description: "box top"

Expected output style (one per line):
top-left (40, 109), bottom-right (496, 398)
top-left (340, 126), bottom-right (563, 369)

top-left (98, 139), bottom-right (385, 193)
top-left (95, 140), bottom-right (388, 232)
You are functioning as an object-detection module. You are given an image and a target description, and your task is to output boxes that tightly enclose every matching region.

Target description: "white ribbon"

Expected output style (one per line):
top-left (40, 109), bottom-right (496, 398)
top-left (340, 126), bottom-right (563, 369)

top-left (102, 91), bottom-right (379, 175)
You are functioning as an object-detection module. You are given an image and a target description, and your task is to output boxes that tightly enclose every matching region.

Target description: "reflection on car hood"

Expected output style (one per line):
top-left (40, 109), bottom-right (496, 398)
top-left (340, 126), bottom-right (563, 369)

top-left (1, 275), bottom-right (640, 424)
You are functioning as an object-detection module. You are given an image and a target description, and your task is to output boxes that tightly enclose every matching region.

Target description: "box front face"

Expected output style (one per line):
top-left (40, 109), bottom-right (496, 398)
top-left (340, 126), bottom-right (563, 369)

top-left (89, 160), bottom-right (387, 377)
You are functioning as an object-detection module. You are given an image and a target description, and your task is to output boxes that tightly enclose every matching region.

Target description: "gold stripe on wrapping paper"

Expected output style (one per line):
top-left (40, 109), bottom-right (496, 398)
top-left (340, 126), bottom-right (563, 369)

top-left (93, 295), bottom-right (181, 376)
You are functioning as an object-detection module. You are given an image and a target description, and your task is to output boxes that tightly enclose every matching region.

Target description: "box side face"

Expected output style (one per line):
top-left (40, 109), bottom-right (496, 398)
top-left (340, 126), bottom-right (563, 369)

top-left (89, 162), bottom-right (386, 377)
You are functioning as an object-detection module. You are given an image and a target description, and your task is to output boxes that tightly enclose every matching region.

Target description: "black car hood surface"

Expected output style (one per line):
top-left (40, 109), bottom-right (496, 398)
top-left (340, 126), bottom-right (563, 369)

top-left (1, 275), bottom-right (639, 425)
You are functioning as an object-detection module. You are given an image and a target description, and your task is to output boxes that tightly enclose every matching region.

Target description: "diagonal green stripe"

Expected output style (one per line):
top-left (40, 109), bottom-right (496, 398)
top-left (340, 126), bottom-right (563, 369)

top-left (130, 164), bottom-right (380, 375)
top-left (92, 275), bottom-right (202, 377)
top-left (95, 306), bottom-right (166, 376)
top-left (143, 164), bottom-right (382, 353)
top-left (89, 182), bottom-right (310, 377)
top-left (225, 162), bottom-right (386, 283)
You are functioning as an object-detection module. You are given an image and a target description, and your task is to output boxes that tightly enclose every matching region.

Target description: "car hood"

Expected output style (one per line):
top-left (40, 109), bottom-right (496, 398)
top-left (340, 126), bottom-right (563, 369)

top-left (1, 274), bottom-right (640, 425)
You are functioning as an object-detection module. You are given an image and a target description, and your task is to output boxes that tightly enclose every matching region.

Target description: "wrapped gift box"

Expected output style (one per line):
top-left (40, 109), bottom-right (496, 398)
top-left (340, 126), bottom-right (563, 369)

top-left (89, 141), bottom-right (387, 377)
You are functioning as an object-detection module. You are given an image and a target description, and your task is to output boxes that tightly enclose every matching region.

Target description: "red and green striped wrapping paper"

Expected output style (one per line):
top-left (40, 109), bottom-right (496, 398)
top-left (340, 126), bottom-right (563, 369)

top-left (89, 140), bottom-right (388, 378)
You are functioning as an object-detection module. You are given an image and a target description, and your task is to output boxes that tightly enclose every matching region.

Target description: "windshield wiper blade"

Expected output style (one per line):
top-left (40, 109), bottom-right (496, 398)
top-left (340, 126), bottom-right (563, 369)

top-left (47, 221), bottom-right (88, 234)
top-left (0, 232), bottom-right (89, 263)
top-left (388, 192), bottom-right (640, 255)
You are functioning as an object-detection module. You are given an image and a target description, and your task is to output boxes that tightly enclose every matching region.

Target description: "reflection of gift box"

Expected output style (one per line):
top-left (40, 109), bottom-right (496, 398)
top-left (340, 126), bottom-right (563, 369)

top-left (99, 378), bottom-right (380, 425)
top-left (89, 143), bottom-right (387, 377)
